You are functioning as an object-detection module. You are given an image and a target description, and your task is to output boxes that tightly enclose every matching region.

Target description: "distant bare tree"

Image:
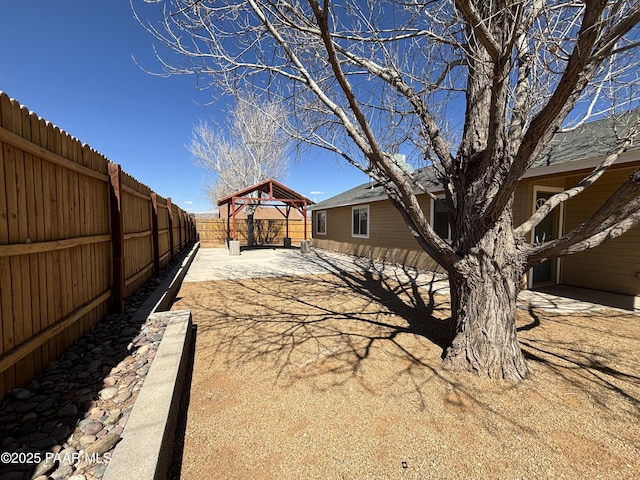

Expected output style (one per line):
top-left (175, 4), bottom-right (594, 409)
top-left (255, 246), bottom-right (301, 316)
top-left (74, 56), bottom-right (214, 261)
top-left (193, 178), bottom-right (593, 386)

top-left (188, 91), bottom-right (291, 245)
top-left (135, 0), bottom-right (640, 380)
top-left (188, 91), bottom-right (290, 203)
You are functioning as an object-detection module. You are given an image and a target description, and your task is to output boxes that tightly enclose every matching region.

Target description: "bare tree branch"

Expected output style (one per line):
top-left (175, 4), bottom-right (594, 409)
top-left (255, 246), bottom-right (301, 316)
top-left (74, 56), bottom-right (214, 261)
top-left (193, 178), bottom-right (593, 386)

top-left (515, 120), bottom-right (639, 237)
top-left (527, 168), bottom-right (640, 266)
top-left (133, 0), bottom-right (640, 379)
top-left (188, 89), bottom-right (291, 204)
top-left (454, 0), bottom-right (501, 59)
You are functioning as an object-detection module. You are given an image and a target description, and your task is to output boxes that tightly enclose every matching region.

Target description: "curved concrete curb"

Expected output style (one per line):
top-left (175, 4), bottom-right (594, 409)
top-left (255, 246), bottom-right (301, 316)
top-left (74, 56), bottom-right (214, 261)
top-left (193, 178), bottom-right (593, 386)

top-left (103, 311), bottom-right (193, 480)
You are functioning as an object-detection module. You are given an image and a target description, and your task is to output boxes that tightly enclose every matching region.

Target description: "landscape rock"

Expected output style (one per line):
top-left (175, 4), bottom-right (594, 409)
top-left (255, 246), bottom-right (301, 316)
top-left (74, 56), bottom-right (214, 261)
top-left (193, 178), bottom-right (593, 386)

top-left (32, 459), bottom-right (56, 478)
top-left (83, 433), bottom-right (121, 456)
top-left (30, 436), bottom-right (57, 450)
top-left (51, 425), bottom-right (71, 442)
top-left (111, 391), bottom-right (131, 405)
top-left (50, 464), bottom-right (74, 478)
top-left (9, 388), bottom-right (32, 401)
top-left (79, 435), bottom-right (97, 449)
top-left (58, 404), bottom-right (79, 417)
top-left (98, 388), bottom-right (117, 401)
top-left (84, 421), bottom-right (104, 436)
top-left (0, 254), bottom-right (183, 480)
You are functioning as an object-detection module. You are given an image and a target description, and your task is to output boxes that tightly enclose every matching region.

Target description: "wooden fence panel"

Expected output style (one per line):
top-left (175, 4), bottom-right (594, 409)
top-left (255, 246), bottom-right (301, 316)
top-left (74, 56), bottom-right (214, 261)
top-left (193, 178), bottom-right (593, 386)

top-left (121, 170), bottom-right (154, 297)
top-left (154, 194), bottom-right (172, 270)
top-left (195, 218), bottom-right (312, 246)
top-left (0, 93), bottom-right (117, 396)
top-left (0, 92), bottom-right (194, 400)
top-left (171, 202), bottom-right (180, 257)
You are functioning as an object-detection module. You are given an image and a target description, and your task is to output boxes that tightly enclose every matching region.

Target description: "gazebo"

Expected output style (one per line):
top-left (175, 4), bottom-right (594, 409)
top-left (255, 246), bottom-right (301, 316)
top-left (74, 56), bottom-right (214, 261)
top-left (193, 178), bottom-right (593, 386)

top-left (217, 179), bottom-right (314, 250)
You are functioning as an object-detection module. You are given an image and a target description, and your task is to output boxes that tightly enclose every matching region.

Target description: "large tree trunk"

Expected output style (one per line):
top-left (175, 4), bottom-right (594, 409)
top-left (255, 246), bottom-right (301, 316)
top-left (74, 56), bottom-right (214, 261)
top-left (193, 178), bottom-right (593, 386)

top-left (442, 211), bottom-right (530, 381)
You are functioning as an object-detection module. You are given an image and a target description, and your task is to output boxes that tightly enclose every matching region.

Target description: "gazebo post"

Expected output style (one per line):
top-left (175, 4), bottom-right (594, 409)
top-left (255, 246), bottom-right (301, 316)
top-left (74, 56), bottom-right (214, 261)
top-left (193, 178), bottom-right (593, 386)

top-left (303, 201), bottom-right (308, 240)
top-left (300, 201), bottom-right (311, 253)
top-left (283, 205), bottom-right (292, 248)
top-left (225, 204), bottom-right (231, 243)
top-left (231, 196), bottom-right (237, 241)
top-left (228, 196), bottom-right (241, 255)
top-left (216, 179), bottom-right (314, 252)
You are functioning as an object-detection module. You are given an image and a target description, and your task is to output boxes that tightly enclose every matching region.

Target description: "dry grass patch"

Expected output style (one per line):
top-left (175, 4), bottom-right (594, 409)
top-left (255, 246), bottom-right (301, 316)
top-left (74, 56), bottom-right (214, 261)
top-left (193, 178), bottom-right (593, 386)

top-left (171, 271), bottom-right (639, 480)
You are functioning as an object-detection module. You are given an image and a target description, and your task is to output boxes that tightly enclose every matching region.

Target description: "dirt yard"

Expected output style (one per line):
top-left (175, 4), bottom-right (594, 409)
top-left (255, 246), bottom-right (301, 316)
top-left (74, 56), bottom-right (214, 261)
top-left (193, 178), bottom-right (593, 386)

top-left (170, 269), bottom-right (640, 479)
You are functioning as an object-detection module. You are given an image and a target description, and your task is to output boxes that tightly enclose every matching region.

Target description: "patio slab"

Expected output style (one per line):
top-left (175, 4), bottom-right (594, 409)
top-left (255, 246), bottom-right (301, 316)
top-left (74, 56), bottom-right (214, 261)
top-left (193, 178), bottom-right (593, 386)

top-left (183, 246), bottom-right (638, 313)
top-left (182, 246), bottom-right (444, 284)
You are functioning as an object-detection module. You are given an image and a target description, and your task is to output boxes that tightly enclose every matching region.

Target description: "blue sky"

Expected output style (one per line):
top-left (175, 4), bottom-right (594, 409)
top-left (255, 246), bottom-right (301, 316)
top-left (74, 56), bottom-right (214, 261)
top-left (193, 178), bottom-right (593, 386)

top-left (0, 1), bottom-right (368, 213)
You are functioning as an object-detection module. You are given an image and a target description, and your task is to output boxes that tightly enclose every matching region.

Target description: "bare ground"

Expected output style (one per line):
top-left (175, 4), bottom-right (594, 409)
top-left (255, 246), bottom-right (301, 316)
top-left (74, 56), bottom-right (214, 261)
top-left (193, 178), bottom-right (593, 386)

top-left (170, 270), bottom-right (640, 480)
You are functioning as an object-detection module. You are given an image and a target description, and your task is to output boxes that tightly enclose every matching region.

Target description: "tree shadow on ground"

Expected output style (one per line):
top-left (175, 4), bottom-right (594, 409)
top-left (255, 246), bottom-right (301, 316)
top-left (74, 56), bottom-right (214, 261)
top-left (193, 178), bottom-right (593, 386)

top-left (175, 257), bottom-right (456, 409)
top-left (516, 306), bottom-right (640, 415)
top-left (300, 252), bottom-right (453, 349)
top-left (172, 251), bottom-right (640, 464)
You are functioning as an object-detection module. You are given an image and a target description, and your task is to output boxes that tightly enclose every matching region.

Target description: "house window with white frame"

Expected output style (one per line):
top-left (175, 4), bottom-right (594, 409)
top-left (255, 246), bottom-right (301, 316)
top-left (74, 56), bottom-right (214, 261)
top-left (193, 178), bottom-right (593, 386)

top-left (431, 197), bottom-right (452, 242)
top-left (316, 210), bottom-right (327, 235)
top-left (352, 205), bottom-right (369, 238)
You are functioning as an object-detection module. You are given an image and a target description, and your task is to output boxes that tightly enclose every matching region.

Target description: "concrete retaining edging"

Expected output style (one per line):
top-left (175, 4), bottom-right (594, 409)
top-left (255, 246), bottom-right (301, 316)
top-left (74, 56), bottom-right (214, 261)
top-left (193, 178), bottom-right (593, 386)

top-left (103, 310), bottom-right (193, 480)
top-left (103, 242), bottom-right (200, 479)
top-left (129, 242), bottom-right (200, 324)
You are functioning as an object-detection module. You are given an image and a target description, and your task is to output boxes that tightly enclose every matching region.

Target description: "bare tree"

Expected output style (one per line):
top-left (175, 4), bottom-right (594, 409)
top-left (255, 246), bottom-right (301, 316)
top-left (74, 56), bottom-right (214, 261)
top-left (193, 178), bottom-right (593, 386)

top-left (188, 91), bottom-right (291, 203)
top-left (135, 0), bottom-right (640, 380)
top-left (188, 91), bottom-right (291, 245)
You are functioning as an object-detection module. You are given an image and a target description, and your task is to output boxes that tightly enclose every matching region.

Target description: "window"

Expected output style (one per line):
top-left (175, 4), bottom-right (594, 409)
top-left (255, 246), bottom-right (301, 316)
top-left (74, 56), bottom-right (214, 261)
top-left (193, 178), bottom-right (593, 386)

top-left (352, 205), bottom-right (369, 238)
top-left (316, 210), bottom-right (327, 235)
top-left (431, 198), bottom-right (452, 242)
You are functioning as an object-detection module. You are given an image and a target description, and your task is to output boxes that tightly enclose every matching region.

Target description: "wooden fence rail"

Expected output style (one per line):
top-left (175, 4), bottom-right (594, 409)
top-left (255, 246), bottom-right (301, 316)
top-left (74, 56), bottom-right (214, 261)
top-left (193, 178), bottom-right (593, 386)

top-left (196, 217), bottom-right (312, 247)
top-left (0, 92), bottom-right (196, 399)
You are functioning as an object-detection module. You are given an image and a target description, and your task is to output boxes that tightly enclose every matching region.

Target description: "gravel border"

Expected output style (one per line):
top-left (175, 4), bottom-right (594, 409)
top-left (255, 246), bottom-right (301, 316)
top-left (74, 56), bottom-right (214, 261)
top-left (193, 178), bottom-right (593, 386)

top-left (0, 246), bottom-right (197, 480)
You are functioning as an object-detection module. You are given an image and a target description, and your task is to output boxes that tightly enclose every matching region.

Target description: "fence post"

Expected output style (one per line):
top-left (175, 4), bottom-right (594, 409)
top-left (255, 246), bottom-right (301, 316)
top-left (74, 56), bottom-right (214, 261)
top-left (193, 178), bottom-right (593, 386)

top-left (150, 192), bottom-right (160, 276)
top-left (178, 210), bottom-right (183, 251)
top-left (193, 215), bottom-right (197, 243)
top-left (108, 163), bottom-right (125, 313)
top-left (167, 198), bottom-right (174, 262)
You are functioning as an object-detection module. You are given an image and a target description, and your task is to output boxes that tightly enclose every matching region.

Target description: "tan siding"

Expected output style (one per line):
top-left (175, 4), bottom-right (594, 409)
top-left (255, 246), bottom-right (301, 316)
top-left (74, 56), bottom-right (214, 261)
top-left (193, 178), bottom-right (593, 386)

top-left (315, 164), bottom-right (639, 299)
top-left (512, 183), bottom-right (528, 227)
top-left (313, 197), bottom-right (443, 272)
top-left (561, 167), bottom-right (640, 296)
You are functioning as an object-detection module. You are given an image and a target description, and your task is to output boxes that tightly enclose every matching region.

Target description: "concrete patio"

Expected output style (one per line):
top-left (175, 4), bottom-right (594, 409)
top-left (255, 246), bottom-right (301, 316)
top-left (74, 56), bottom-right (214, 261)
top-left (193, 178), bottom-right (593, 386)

top-left (183, 246), bottom-right (638, 314)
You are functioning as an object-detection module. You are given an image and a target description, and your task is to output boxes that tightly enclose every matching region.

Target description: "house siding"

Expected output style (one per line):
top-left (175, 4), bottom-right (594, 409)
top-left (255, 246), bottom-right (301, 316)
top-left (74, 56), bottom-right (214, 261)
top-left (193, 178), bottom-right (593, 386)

top-left (312, 198), bottom-right (444, 272)
top-left (313, 162), bottom-right (639, 305)
top-left (560, 166), bottom-right (640, 297)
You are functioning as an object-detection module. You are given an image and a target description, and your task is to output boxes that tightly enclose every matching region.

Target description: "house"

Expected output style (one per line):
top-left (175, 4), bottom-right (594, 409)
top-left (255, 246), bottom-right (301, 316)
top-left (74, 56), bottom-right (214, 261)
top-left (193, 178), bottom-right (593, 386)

top-left (310, 112), bottom-right (640, 309)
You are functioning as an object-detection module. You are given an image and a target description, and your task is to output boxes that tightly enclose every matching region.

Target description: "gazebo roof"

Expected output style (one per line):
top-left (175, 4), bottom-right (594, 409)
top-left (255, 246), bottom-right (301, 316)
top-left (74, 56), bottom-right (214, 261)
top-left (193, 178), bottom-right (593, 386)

top-left (217, 178), bottom-right (314, 207)
top-left (217, 179), bottom-right (314, 242)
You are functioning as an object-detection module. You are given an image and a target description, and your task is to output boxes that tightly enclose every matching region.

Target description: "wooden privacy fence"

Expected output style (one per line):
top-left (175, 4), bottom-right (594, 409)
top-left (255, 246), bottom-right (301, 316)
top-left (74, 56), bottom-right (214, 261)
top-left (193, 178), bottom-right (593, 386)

top-left (196, 217), bottom-right (312, 246)
top-left (0, 92), bottom-right (196, 399)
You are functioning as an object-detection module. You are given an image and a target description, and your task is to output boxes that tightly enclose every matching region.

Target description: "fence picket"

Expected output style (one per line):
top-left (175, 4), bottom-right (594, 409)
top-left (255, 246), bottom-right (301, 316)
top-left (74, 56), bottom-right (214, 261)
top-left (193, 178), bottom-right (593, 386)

top-left (0, 92), bottom-right (195, 400)
top-left (195, 217), bottom-right (311, 246)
